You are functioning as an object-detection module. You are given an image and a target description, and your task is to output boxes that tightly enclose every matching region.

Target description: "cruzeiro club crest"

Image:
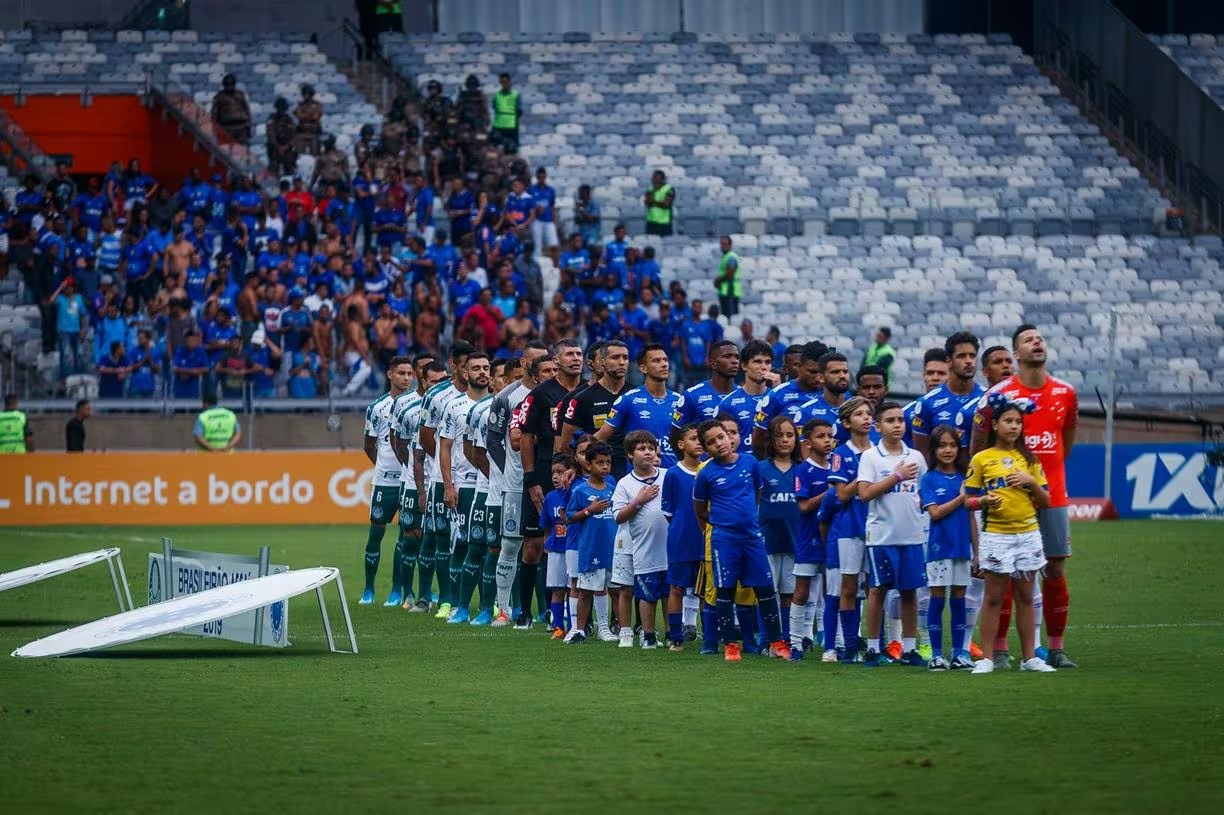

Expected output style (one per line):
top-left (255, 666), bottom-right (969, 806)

top-left (148, 563), bottom-right (162, 604)
top-left (269, 600), bottom-right (285, 644)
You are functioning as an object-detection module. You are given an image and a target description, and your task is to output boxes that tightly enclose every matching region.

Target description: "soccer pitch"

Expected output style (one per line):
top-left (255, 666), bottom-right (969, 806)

top-left (0, 521), bottom-right (1221, 814)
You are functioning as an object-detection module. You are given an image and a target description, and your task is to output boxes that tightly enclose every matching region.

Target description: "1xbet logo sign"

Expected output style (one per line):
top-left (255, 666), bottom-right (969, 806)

top-left (1125, 453), bottom-right (1224, 513)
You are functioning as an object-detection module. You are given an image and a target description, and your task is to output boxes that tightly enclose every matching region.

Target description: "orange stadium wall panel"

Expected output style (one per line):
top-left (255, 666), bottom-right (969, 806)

top-left (0, 452), bottom-right (376, 526)
top-left (0, 95), bottom-right (218, 180)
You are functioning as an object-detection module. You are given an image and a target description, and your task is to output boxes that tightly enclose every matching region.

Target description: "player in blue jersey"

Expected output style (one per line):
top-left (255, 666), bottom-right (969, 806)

top-left (920, 425), bottom-right (975, 670)
top-left (672, 339), bottom-right (740, 429)
top-left (793, 350), bottom-right (853, 433)
top-left (563, 441), bottom-right (617, 644)
top-left (751, 341), bottom-right (828, 456)
top-left (902, 348), bottom-right (950, 448)
top-left (758, 416), bottom-right (802, 654)
top-left (827, 396), bottom-right (874, 662)
top-left (790, 418), bottom-right (835, 658)
top-left (913, 331), bottom-right (986, 456)
top-left (692, 419), bottom-right (790, 662)
top-left (661, 424), bottom-right (704, 650)
top-left (542, 454), bottom-right (578, 639)
top-left (595, 344), bottom-right (681, 466)
top-left (718, 340), bottom-right (779, 452)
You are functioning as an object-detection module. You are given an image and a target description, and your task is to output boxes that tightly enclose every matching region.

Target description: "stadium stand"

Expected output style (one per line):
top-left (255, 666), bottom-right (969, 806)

top-left (1157, 33), bottom-right (1224, 106)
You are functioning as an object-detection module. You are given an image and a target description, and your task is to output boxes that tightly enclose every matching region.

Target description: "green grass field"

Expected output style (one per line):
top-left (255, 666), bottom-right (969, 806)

top-left (1, 521), bottom-right (1222, 814)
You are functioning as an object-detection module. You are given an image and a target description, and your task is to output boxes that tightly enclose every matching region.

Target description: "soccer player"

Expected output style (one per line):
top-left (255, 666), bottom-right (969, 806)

top-left (981, 345), bottom-right (1014, 387)
top-left (973, 325), bottom-right (1077, 669)
top-left (913, 331), bottom-right (986, 457)
top-left (718, 340), bottom-right (779, 453)
top-left (902, 348), bottom-right (949, 448)
top-left (827, 396), bottom-right (874, 662)
top-left (558, 340), bottom-right (630, 474)
top-left (612, 430), bottom-right (669, 649)
top-left (758, 416), bottom-right (801, 650)
top-left (487, 342), bottom-right (551, 626)
top-left (594, 343), bottom-right (681, 467)
top-left (791, 418), bottom-right (834, 658)
top-left (461, 366), bottom-right (498, 625)
top-left (920, 425), bottom-right (975, 670)
top-left (543, 454), bottom-right (578, 638)
top-left (693, 419), bottom-right (790, 662)
top-left (390, 353), bottom-right (444, 609)
top-left (791, 350), bottom-right (851, 439)
top-left (672, 339), bottom-right (739, 429)
top-left (414, 341), bottom-right (476, 617)
top-left (966, 396), bottom-right (1056, 673)
top-left (751, 341), bottom-right (827, 457)
top-left (856, 401), bottom-right (928, 667)
top-left (661, 424), bottom-right (704, 651)
top-left (514, 339), bottom-right (584, 628)
top-left (358, 355), bottom-right (414, 605)
top-left (564, 441), bottom-right (618, 644)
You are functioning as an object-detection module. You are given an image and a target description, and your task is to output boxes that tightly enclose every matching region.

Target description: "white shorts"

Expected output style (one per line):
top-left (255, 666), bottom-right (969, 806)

top-left (576, 568), bottom-right (608, 592)
top-left (837, 537), bottom-right (866, 574)
top-left (979, 530), bottom-right (1046, 577)
top-left (824, 568), bottom-right (842, 596)
top-left (769, 553), bottom-right (796, 594)
top-left (531, 220), bottom-right (560, 249)
top-left (565, 550), bottom-right (579, 579)
top-left (545, 552), bottom-right (568, 589)
top-left (501, 491), bottom-right (523, 537)
top-left (793, 561), bottom-right (820, 579)
top-left (611, 551), bottom-right (634, 588)
top-left (925, 558), bottom-right (972, 588)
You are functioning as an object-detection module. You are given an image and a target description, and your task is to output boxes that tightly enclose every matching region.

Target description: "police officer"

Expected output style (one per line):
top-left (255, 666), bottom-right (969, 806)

top-left (0, 393), bottom-right (33, 454)
top-left (422, 79), bottom-right (451, 145)
top-left (490, 73), bottom-right (520, 154)
top-left (354, 123), bottom-right (377, 169)
top-left (193, 391), bottom-right (241, 453)
top-left (211, 73), bottom-right (251, 144)
top-left (294, 83), bottom-right (324, 156)
top-left (456, 74), bottom-right (488, 132)
top-left (266, 96), bottom-right (298, 177)
top-left (311, 134), bottom-right (351, 193)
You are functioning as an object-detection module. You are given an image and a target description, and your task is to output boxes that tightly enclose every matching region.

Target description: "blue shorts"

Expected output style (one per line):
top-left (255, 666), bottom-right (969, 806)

top-left (710, 533), bottom-right (773, 590)
top-left (866, 545), bottom-right (927, 591)
top-left (633, 570), bottom-right (668, 603)
top-left (760, 519), bottom-right (796, 557)
top-left (667, 559), bottom-right (700, 590)
top-left (794, 532), bottom-right (824, 567)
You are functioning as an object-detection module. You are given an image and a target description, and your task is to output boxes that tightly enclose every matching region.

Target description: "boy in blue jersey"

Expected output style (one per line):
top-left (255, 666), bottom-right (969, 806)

top-left (692, 419), bottom-right (790, 662)
top-left (751, 341), bottom-right (828, 457)
top-left (719, 340), bottom-right (778, 453)
top-left (612, 430), bottom-right (670, 650)
top-left (672, 339), bottom-right (739, 429)
top-left (791, 418), bottom-right (835, 657)
top-left (912, 331), bottom-right (986, 457)
top-left (828, 396), bottom-right (874, 662)
top-left (661, 424), bottom-right (704, 651)
top-left (920, 425), bottom-right (975, 670)
top-left (543, 454), bottom-right (578, 639)
top-left (816, 487), bottom-right (841, 659)
top-left (563, 441), bottom-right (617, 644)
top-left (594, 344), bottom-right (681, 467)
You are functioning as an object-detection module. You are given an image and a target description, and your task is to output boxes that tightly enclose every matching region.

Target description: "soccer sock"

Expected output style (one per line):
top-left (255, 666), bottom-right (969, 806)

top-left (593, 592), bottom-right (610, 631)
top-left (434, 534), bottom-right (452, 605)
top-left (916, 587), bottom-right (930, 648)
top-left (789, 603), bottom-right (805, 648)
top-left (839, 606), bottom-right (860, 653)
top-left (1043, 575), bottom-right (1069, 650)
top-left (950, 596), bottom-right (967, 653)
top-left (549, 600), bottom-right (565, 630)
top-left (1033, 586), bottom-right (1044, 648)
top-left (886, 590), bottom-right (902, 643)
top-left (701, 602), bottom-right (719, 650)
top-left (868, 637), bottom-right (881, 653)
top-left (494, 536), bottom-right (523, 611)
top-left (568, 595), bottom-right (579, 631)
top-left (480, 549), bottom-right (498, 610)
top-left (399, 530), bottom-right (418, 597)
top-left (823, 598), bottom-right (839, 651)
top-left (390, 534), bottom-right (406, 596)
top-left (363, 524), bottom-right (386, 592)
top-left (682, 590), bottom-right (699, 627)
top-left (535, 554), bottom-right (549, 617)
top-left (458, 544), bottom-right (482, 612)
top-left (667, 612), bottom-right (683, 644)
top-left (416, 533), bottom-right (435, 603)
top-left (517, 561), bottom-right (538, 618)
top-left (903, 636), bottom-right (916, 653)
top-left (813, 590), bottom-right (824, 641)
top-left (927, 595), bottom-right (946, 658)
top-left (448, 541), bottom-right (468, 610)
top-left (756, 588), bottom-right (783, 644)
top-left (965, 577), bottom-right (984, 640)
top-left (996, 581), bottom-right (1014, 651)
top-left (715, 594), bottom-right (738, 644)
top-left (735, 604), bottom-right (757, 649)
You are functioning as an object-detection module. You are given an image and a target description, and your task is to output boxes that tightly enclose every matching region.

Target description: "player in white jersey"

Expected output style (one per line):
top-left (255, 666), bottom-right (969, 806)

top-left (358, 356), bottom-right (414, 605)
top-left (391, 354), bottom-right (447, 609)
top-left (461, 384), bottom-right (497, 625)
top-left (412, 341), bottom-right (476, 617)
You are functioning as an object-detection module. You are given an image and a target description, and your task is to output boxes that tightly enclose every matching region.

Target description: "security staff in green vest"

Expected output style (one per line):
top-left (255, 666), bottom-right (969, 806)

top-left (644, 170), bottom-right (675, 237)
top-left (193, 392), bottom-right (241, 453)
top-left (491, 73), bottom-right (521, 154)
top-left (0, 393), bottom-right (33, 454)
top-left (714, 234), bottom-right (741, 318)
top-left (862, 326), bottom-right (898, 387)
top-left (375, 0), bottom-right (404, 34)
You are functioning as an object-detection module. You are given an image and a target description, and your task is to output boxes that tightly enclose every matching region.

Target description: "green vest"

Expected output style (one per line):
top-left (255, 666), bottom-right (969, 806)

top-left (716, 250), bottom-right (741, 298)
top-left (646, 183), bottom-right (673, 226)
top-left (0, 410), bottom-right (27, 453)
top-left (375, 2), bottom-right (402, 15)
top-left (864, 342), bottom-right (897, 384)
top-left (493, 90), bottom-right (519, 130)
top-left (199, 407), bottom-right (238, 450)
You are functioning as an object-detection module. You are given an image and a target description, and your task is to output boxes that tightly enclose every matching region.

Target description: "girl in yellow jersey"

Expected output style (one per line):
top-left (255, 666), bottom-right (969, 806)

top-left (963, 396), bottom-right (1055, 674)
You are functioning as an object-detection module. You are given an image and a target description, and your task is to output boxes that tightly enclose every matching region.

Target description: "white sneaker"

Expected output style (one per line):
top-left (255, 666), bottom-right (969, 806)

top-left (821, 649), bottom-right (839, 663)
top-left (597, 627), bottom-right (619, 643)
top-left (641, 637), bottom-right (658, 650)
top-left (562, 629), bottom-right (581, 644)
top-left (971, 658), bottom-right (995, 674)
top-left (618, 631), bottom-right (635, 648)
top-left (1020, 656), bottom-right (1057, 673)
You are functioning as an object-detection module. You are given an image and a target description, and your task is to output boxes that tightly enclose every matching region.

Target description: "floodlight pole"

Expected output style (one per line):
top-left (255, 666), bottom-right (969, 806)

top-left (1103, 308), bottom-right (1119, 501)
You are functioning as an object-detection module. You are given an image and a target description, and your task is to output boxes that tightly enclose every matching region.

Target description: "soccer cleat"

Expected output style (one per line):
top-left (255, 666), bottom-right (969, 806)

top-left (597, 628), bottom-right (619, 643)
top-left (885, 640), bottom-right (903, 662)
top-left (619, 631), bottom-right (635, 649)
top-left (928, 655), bottom-right (951, 671)
top-left (969, 641), bottom-right (984, 659)
top-left (699, 642), bottom-right (718, 655)
top-left (863, 648), bottom-right (881, 667)
top-left (641, 634), bottom-right (658, 650)
top-left (1020, 656), bottom-right (1057, 673)
top-left (683, 624), bottom-right (698, 642)
top-left (490, 609), bottom-right (512, 627)
top-left (512, 612), bottom-right (534, 630)
top-left (918, 643), bottom-right (933, 661)
top-left (902, 649), bottom-right (926, 667)
top-left (1047, 649), bottom-right (1078, 668)
top-left (535, 612), bottom-right (550, 626)
top-left (469, 608), bottom-right (494, 626)
top-left (358, 589), bottom-right (375, 605)
top-left (564, 630), bottom-right (586, 645)
top-left (408, 599), bottom-right (430, 613)
top-left (433, 602), bottom-right (452, 620)
top-left (950, 653), bottom-right (976, 670)
top-left (821, 648), bottom-right (839, 663)
top-left (446, 607), bottom-right (459, 622)
top-left (383, 590), bottom-right (403, 607)
top-left (801, 636), bottom-right (814, 652)
top-left (447, 607), bottom-right (471, 624)
top-left (769, 641), bottom-right (791, 659)
top-left (400, 593), bottom-right (416, 610)
top-left (970, 658), bottom-right (995, 674)
top-left (788, 646), bottom-right (805, 662)
top-left (667, 641), bottom-right (685, 652)
top-left (993, 650), bottom-right (1014, 671)
top-left (839, 651), bottom-right (861, 665)
top-left (1035, 645), bottom-right (1050, 661)
top-left (724, 642), bottom-right (742, 661)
